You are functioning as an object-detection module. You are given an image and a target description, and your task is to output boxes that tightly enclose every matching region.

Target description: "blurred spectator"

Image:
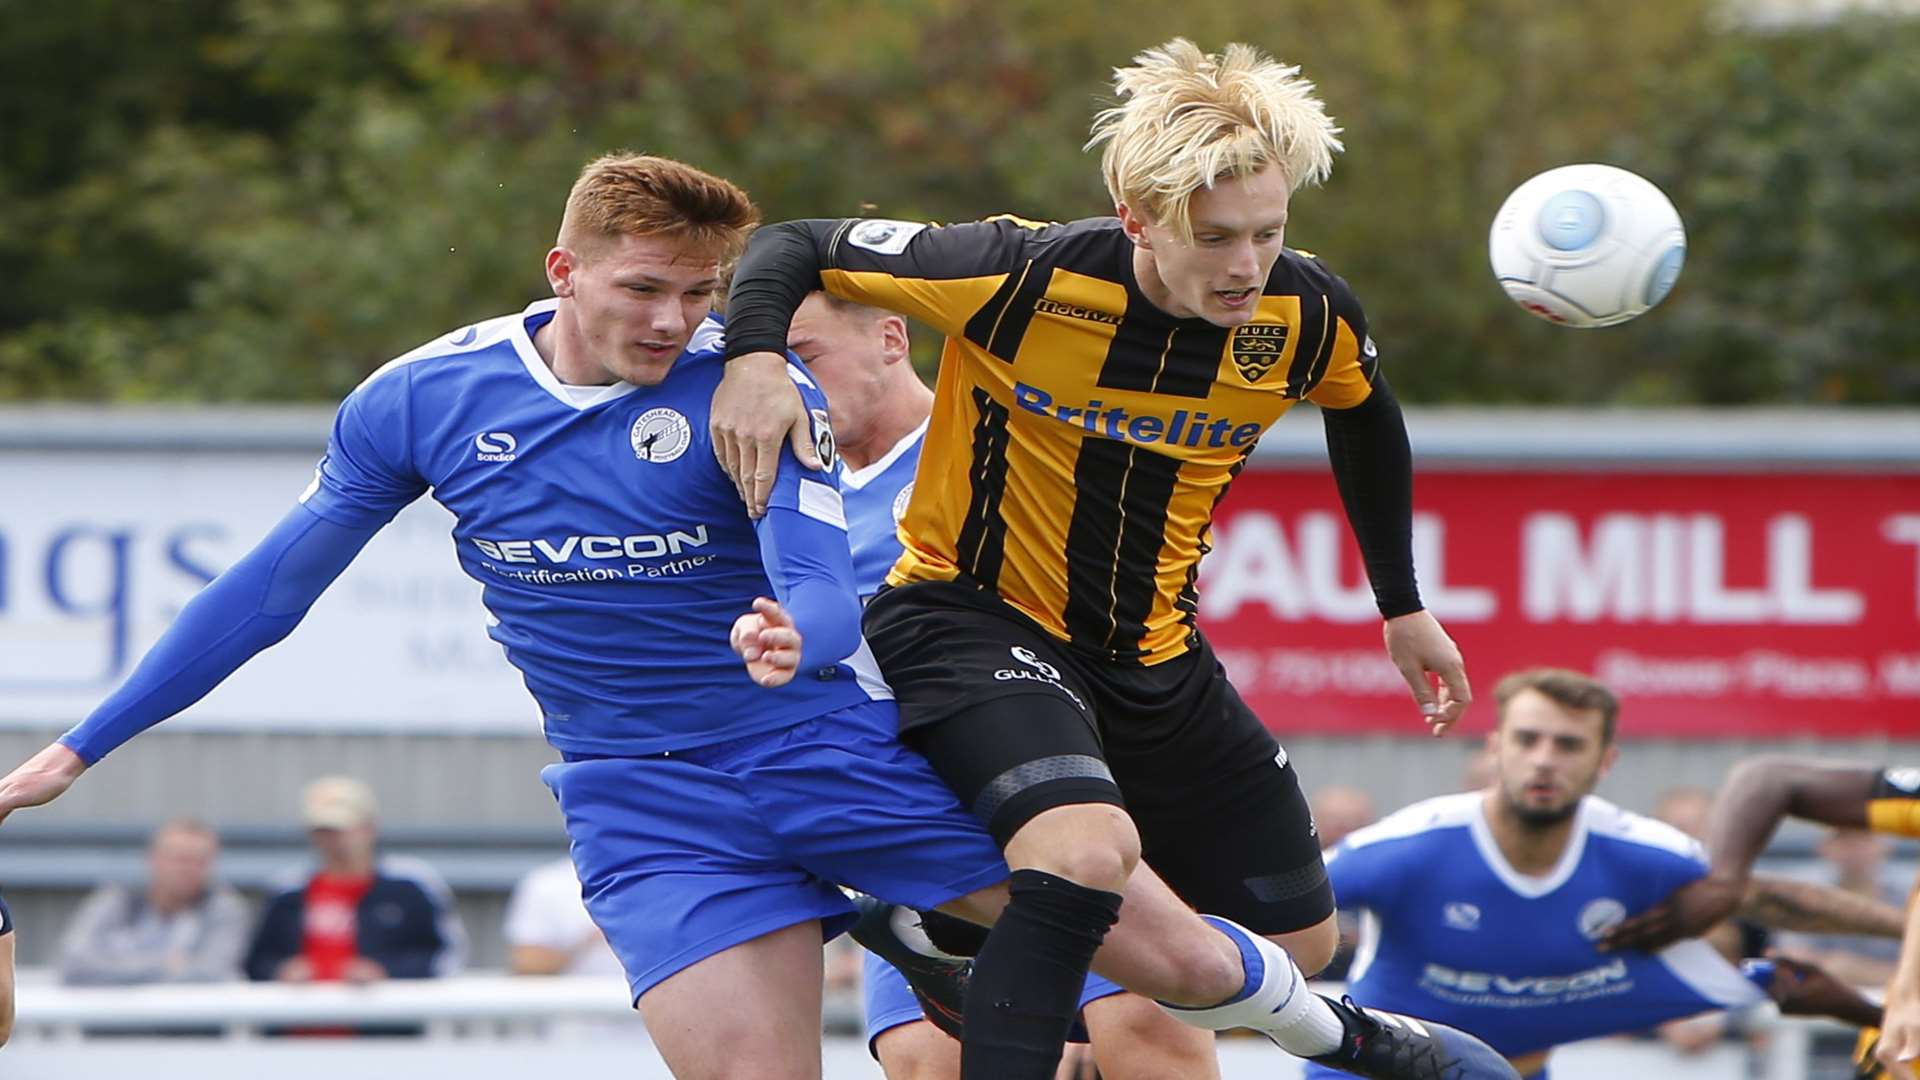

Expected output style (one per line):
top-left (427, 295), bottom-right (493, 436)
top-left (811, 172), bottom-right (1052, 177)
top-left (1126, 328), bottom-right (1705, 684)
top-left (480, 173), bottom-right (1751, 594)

top-left (1651, 787), bottom-right (1769, 1058)
top-left (1313, 786), bottom-right (1377, 982)
top-left (1462, 744), bottom-right (1498, 791)
top-left (1, 886), bottom-right (15, 1046)
top-left (1774, 828), bottom-right (1905, 986)
top-left (503, 857), bottom-right (621, 977)
top-left (245, 777), bottom-right (466, 984)
top-left (58, 818), bottom-right (249, 985)
top-left (1312, 786), bottom-right (1377, 850)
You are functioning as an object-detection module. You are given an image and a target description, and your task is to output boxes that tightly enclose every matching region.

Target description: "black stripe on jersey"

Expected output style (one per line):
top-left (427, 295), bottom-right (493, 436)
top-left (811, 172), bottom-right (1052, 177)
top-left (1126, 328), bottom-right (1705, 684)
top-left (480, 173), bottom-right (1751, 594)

top-left (1283, 293), bottom-right (1333, 400)
top-left (1175, 450), bottom-right (1253, 631)
top-left (962, 259), bottom-right (1047, 363)
top-left (955, 387), bottom-right (1014, 587)
top-left (1095, 302), bottom-right (1225, 400)
top-left (1061, 437), bottom-right (1185, 660)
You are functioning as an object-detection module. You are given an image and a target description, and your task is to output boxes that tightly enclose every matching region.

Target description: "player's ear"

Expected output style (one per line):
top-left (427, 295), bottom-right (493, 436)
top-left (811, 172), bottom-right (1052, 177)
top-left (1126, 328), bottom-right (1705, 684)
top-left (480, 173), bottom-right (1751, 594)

top-left (546, 247), bottom-right (578, 298)
top-left (878, 315), bottom-right (911, 363)
top-left (1115, 204), bottom-right (1151, 249)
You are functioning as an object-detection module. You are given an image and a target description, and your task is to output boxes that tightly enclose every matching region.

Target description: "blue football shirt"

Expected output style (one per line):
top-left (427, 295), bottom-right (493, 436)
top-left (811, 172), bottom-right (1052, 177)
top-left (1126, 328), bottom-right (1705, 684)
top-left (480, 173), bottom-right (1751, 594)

top-left (1319, 793), bottom-right (1766, 1059)
top-left (839, 419), bottom-right (926, 598)
top-left (297, 300), bottom-right (891, 756)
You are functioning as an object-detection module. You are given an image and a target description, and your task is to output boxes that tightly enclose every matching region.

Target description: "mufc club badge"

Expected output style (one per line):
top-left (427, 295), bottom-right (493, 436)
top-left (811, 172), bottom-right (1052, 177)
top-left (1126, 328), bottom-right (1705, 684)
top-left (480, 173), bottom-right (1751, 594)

top-left (1229, 323), bottom-right (1290, 384)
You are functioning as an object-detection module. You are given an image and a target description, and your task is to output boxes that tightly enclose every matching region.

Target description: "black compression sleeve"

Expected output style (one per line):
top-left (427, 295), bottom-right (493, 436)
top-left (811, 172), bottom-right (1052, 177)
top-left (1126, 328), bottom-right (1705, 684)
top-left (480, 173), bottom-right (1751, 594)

top-left (722, 219), bottom-right (841, 358)
top-left (1321, 374), bottom-right (1422, 618)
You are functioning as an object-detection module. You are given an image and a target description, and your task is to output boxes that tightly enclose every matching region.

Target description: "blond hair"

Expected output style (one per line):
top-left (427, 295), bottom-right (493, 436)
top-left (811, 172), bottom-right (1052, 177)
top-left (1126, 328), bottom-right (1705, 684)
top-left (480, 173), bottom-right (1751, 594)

top-left (1087, 39), bottom-right (1343, 242)
top-left (557, 153), bottom-right (759, 261)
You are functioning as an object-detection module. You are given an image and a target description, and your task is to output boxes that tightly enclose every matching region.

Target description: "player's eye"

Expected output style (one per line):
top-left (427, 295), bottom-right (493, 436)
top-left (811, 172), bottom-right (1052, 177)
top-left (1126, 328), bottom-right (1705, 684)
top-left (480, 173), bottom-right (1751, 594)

top-left (1256, 230), bottom-right (1282, 242)
top-left (626, 284), bottom-right (656, 294)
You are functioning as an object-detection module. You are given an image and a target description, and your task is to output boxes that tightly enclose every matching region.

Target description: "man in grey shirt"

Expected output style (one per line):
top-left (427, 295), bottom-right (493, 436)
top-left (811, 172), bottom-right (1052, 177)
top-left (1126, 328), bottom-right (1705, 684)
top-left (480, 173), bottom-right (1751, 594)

top-left (59, 818), bottom-right (249, 985)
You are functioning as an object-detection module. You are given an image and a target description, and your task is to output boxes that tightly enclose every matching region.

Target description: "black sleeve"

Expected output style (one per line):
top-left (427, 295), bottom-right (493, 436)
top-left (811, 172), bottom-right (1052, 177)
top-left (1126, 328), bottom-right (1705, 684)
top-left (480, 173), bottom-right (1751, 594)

top-left (726, 216), bottom-right (1040, 358)
top-left (722, 219), bottom-right (840, 359)
top-left (0, 889), bottom-right (11, 936)
top-left (1321, 373), bottom-right (1422, 618)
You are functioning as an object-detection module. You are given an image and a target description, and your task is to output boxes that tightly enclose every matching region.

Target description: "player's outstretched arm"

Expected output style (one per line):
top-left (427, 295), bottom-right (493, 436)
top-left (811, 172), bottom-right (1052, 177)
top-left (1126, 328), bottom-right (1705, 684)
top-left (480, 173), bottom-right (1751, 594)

top-left (1322, 374), bottom-right (1469, 734)
top-left (1602, 757), bottom-right (1879, 952)
top-left (0, 504), bottom-right (380, 825)
top-left (1739, 874), bottom-right (1907, 938)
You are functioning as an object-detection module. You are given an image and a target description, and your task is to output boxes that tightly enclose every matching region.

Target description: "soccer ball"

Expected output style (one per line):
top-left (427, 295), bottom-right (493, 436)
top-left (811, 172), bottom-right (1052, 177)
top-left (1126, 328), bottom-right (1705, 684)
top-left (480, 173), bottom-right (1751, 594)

top-left (1488, 163), bottom-right (1686, 327)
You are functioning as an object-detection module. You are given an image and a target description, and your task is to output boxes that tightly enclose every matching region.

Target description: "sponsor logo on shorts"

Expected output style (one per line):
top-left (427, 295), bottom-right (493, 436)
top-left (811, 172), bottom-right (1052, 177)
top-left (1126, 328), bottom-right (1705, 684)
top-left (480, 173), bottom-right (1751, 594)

top-left (993, 646), bottom-right (1085, 709)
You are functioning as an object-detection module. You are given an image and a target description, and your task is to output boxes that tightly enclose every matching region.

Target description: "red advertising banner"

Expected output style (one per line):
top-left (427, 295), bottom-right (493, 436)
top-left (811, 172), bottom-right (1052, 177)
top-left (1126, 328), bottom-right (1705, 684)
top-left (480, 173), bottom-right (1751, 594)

top-left (1197, 470), bottom-right (1920, 737)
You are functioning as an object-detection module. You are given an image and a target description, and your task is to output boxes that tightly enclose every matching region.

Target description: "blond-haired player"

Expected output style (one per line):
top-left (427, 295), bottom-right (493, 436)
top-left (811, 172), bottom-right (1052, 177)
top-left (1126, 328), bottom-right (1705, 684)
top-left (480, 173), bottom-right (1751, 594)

top-left (715, 39), bottom-right (1508, 1080)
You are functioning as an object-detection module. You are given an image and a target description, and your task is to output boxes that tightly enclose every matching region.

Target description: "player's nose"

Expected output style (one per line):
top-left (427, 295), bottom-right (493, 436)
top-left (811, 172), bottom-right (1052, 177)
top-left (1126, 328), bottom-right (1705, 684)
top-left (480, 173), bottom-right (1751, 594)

top-left (1225, 240), bottom-right (1261, 281)
top-left (650, 302), bottom-right (688, 337)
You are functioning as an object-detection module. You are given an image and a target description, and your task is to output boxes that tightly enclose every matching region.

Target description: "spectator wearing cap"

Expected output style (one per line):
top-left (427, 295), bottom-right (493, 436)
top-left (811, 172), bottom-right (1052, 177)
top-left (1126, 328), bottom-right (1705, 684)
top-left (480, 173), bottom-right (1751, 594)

top-left (244, 777), bottom-right (466, 984)
top-left (58, 817), bottom-right (251, 986)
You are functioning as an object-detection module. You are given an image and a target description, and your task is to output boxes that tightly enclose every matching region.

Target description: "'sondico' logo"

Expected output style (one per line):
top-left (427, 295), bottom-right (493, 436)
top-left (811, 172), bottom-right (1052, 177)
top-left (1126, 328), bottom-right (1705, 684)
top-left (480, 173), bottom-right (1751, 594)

top-left (475, 431), bottom-right (518, 462)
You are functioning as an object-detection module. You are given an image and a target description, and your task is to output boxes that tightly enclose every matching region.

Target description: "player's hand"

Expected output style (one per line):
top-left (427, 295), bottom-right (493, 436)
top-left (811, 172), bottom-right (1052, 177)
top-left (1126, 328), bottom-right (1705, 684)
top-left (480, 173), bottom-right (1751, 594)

top-left (730, 597), bottom-right (804, 687)
top-left (1597, 875), bottom-right (1743, 953)
top-left (711, 351), bottom-right (818, 518)
top-left (0, 742), bottom-right (89, 827)
top-left (1877, 987), bottom-right (1920, 1078)
top-left (1382, 609), bottom-right (1470, 736)
top-left (1054, 1043), bottom-right (1098, 1080)
top-left (1769, 954), bottom-right (1885, 1028)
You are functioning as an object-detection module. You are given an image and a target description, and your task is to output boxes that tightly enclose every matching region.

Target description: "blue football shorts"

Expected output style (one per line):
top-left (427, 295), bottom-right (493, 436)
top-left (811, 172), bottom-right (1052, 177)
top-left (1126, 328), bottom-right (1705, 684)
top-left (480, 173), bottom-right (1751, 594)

top-left (861, 950), bottom-right (1122, 1053)
top-left (542, 699), bottom-right (1011, 1003)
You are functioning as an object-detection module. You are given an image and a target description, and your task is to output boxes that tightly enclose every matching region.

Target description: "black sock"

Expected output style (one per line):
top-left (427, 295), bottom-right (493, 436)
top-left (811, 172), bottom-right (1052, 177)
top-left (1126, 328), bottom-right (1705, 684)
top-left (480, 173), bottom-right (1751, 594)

top-left (961, 868), bottom-right (1124, 1080)
top-left (919, 908), bottom-right (991, 957)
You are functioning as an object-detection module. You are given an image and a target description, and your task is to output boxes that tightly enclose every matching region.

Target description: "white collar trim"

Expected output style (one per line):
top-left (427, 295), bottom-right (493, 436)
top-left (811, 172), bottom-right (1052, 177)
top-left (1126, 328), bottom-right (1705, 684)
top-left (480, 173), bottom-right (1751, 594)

top-left (841, 418), bottom-right (929, 490)
top-left (1468, 796), bottom-right (1590, 899)
top-left (508, 298), bottom-right (641, 411)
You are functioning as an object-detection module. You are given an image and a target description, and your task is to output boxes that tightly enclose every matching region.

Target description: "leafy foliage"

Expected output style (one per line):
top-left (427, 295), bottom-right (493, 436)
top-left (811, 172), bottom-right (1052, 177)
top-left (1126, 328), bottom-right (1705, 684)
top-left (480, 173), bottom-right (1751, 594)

top-left (1, 0), bottom-right (1914, 402)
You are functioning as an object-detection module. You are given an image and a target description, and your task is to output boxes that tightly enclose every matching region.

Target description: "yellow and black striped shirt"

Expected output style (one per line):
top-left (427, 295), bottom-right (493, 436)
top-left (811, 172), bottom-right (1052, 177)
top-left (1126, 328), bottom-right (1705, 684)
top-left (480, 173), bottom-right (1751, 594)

top-left (732, 215), bottom-right (1383, 665)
